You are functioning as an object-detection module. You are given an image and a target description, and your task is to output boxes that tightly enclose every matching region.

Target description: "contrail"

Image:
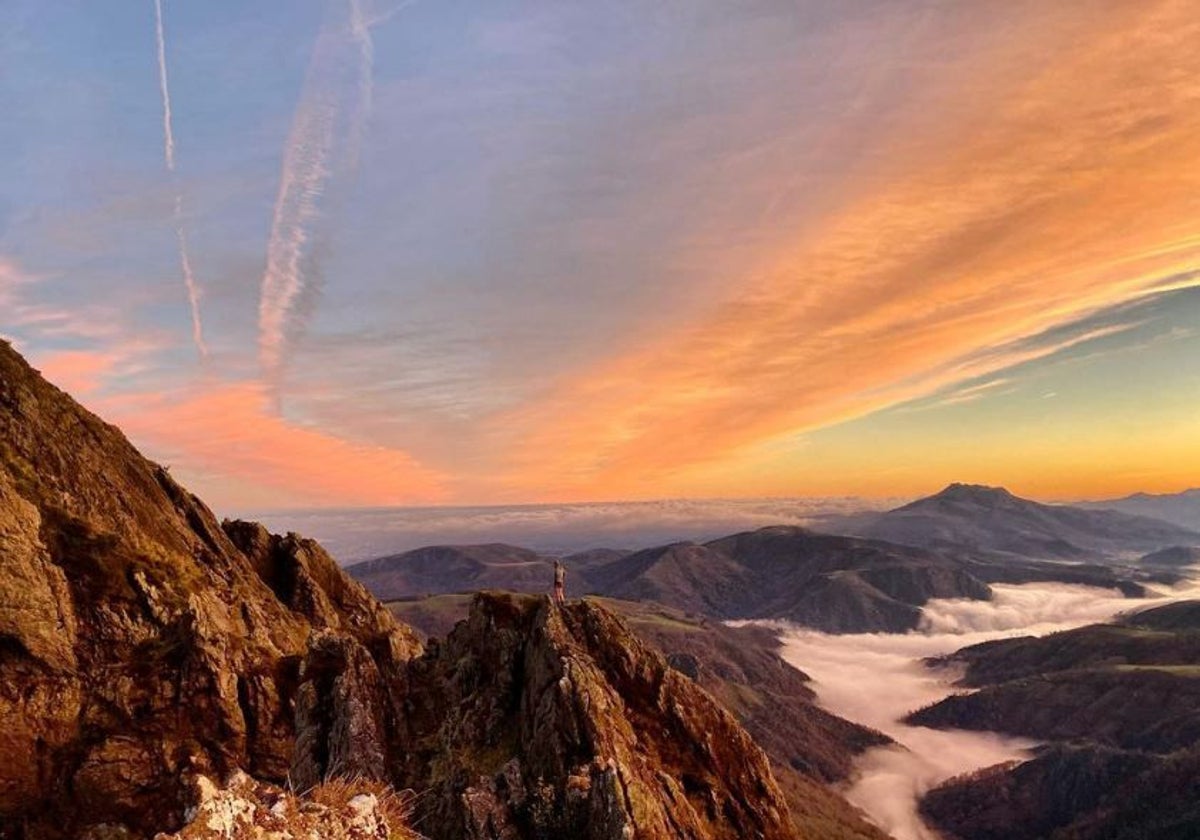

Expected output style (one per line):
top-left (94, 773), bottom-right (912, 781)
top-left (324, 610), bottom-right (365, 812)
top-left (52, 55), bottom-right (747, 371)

top-left (153, 0), bottom-right (208, 358)
top-left (258, 0), bottom-right (389, 389)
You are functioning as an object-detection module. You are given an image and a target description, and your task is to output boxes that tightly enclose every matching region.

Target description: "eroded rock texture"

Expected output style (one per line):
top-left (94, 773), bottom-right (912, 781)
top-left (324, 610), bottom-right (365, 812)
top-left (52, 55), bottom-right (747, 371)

top-left (0, 341), bottom-right (419, 839)
top-left (392, 592), bottom-right (800, 840)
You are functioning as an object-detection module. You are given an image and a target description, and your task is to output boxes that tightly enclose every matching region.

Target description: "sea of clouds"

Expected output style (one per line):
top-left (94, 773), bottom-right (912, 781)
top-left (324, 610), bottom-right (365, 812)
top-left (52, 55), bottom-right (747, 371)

top-left (247, 496), bottom-right (897, 561)
top-left (775, 578), bottom-right (1200, 840)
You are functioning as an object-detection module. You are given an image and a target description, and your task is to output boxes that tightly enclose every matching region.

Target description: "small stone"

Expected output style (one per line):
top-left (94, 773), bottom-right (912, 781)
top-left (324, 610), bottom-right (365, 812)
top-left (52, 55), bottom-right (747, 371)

top-left (193, 776), bottom-right (219, 805)
top-left (347, 793), bottom-right (377, 817)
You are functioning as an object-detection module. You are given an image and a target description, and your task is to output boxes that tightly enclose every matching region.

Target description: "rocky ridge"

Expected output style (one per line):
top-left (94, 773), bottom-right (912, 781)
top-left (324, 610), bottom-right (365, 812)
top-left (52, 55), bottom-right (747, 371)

top-left (388, 592), bottom-right (891, 838)
top-left (389, 591), bottom-right (802, 840)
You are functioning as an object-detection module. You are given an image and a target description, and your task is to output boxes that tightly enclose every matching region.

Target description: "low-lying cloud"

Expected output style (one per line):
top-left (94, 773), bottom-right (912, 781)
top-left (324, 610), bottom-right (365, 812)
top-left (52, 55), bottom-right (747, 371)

top-left (775, 579), bottom-right (1200, 840)
top-left (247, 496), bottom-right (895, 561)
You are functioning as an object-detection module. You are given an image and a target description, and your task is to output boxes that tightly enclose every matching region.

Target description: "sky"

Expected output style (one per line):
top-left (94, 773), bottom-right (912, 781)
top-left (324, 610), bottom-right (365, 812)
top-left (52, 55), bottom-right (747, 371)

top-left (2, 0), bottom-right (1198, 512)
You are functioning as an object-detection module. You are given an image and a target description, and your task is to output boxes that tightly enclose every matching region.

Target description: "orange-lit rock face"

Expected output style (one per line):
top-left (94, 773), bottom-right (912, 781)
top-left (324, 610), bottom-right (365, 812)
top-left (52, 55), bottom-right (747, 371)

top-left (0, 340), bottom-right (419, 837)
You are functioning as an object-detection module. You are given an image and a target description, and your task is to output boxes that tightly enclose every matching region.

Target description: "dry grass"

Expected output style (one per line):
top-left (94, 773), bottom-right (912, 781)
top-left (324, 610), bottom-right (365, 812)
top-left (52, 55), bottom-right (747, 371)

top-left (307, 776), bottom-right (423, 839)
top-left (162, 773), bottom-right (424, 840)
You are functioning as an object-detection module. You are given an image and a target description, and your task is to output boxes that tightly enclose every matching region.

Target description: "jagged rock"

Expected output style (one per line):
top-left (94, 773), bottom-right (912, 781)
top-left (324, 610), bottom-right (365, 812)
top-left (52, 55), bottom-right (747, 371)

top-left (393, 592), bottom-right (801, 840)
top-left (291, 630), bottom-right (391, 791)
top-left (0, 340), bottom-right (421, 839)
top-left (389, 595), bottom-right (891, 839)
top-left (223, 521), bottom-right (420, 650)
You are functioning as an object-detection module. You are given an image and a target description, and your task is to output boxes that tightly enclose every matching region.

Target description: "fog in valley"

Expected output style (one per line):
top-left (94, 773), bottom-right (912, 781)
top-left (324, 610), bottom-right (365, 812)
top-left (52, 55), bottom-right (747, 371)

top-left (774, 579), bottom-right (1200, 839)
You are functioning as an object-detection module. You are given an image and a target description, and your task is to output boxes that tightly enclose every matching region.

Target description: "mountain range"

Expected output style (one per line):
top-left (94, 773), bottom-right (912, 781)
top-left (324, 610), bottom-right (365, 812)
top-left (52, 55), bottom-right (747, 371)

top-left (834, 482), bottom-right (1200, 561)
top-left (352, 527), bottom-right (995, 633)
top-left (350, 484), bottom-right (1198, 633)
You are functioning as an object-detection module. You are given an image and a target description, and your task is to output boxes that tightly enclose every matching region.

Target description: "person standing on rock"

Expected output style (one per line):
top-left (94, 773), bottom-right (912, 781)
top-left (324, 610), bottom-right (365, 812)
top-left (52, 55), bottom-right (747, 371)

top-left (553, 559), bottom-right (566, 606)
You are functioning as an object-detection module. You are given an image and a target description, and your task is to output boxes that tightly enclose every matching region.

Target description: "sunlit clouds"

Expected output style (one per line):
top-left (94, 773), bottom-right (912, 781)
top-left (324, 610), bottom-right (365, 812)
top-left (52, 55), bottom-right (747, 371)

top-left (3, 0), bottom-right (1199, 510)
top-left (101, 382), bottom-right (447, 509)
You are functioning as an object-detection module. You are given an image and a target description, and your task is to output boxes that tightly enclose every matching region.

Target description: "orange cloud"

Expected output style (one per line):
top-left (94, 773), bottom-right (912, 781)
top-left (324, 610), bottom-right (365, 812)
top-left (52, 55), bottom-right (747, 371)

top-left (100, 383), bottom-right (447, 510)
top-left (34, 350), bottom-right (122, 396)
top-left (477, 0), bottom-right (1200, 501)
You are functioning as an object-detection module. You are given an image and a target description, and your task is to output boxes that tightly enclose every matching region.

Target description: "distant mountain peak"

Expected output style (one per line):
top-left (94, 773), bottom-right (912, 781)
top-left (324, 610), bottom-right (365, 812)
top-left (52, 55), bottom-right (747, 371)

top-left (930, 483), bottom-right (1018, 504)
top-left (936, 482), bottom-right (1012, 494)
top-left (1123, 488), bottom-right (1200, 501)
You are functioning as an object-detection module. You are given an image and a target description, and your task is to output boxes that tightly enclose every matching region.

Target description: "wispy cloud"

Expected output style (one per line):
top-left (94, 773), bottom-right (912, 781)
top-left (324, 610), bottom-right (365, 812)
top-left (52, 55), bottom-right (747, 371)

top-left (258, 0), bottom-right (389, 392)
top-left (153, 0), bottom-right (208, 359)
top-left (896, 377), bottom-right (1017, 413)
top-left (470, 0), bottom-right (1200, 502)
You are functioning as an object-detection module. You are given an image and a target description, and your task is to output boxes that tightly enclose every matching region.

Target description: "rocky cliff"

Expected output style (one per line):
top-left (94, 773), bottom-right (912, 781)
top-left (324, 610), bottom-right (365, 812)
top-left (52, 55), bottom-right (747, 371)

top-left (0, 339), bottom-right (842, 840)
top-left (390, 591), bottom-right (803, 840)
top-left (389, 593), bottom-right (891, 839)
top-left (0, 340), bottom-right (421, 838)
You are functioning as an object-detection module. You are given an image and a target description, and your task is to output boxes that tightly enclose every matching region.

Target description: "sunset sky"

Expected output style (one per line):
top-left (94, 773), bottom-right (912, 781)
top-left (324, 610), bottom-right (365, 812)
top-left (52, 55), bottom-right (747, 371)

top-left (2, 0), bottom-right (1198, 510)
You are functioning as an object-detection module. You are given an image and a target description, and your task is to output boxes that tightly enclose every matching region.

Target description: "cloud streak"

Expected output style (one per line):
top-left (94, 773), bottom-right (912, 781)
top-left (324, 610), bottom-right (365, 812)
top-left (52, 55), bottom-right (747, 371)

top-left (153, 0), bottom-right (208, 358)
top-left (258, 0), bottom-right (384, 391)
top-left (465, 0), bottom-right (1200, 502)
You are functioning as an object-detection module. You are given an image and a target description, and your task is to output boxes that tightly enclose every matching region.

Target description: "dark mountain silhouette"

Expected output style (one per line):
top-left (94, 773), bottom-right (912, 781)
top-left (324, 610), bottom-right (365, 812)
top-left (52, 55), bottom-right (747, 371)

top-left (835, 482), bottom-right (1200, 561)
top-left (911, 600), bottom-right (1200, 839)
top-left (1139, 544), bottom-right (1200, 567)
top-left (1119, 598), bottom-right (1200, 631)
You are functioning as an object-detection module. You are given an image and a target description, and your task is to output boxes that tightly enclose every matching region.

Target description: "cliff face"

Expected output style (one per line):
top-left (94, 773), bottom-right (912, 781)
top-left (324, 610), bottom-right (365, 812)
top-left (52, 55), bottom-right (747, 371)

top-left (0, 341), bottom-right (419, 838)
top-left (388, 594), bottom-right (891, 840)
top-left (392, 592), bottom-right (801, 840)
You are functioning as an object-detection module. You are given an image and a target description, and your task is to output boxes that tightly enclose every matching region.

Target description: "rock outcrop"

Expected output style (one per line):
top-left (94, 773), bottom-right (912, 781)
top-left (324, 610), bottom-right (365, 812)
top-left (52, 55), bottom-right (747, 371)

top-left (388, 593), bottom-right (891, 839)
top-left (392, 592), bottom-right (801, 840)
top-left (0, 340), bottom-right (418, 838)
